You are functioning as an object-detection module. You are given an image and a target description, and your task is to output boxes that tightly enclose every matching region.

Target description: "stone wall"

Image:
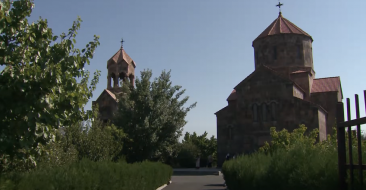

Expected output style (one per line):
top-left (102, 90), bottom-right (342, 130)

top-left (293, 86), bottom-right (304, 99)
top-left (290, 72), bottom-right (313, 99)
top-left (252, 34), bottom-right (313, 70)
top-left (318, 109), bottom-right (327, 141)
top-left (310, 91), bottom-right (339, 136)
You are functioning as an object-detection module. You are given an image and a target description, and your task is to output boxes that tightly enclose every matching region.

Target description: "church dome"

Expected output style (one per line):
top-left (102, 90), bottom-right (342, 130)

top-left (253, 12), bottom-right (313, 43)
top-left (252, 12), bottom-right (314, 71)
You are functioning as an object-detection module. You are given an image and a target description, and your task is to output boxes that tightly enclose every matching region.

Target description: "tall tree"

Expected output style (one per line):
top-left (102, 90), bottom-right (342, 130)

top-left (113, 69), bottom-right (196, 163)
top-left (182, 131), bottom-right (217, 159)
top-left (0, 0), bottom-right (100, 164)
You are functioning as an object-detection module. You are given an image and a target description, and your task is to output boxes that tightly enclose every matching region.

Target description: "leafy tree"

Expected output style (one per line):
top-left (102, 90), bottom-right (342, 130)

top-left (113, 69), bottom-right (196, 163)
top-left (180, 131), bottom-right (217, 166)
top-left (0, 0), bottom-right (100, 166)
top-left (61, 106), bottom-right (126, 162)
top-left (176, 141), bottom-right (200, 168)
top-left (259, 125), bottom-right (319, 155)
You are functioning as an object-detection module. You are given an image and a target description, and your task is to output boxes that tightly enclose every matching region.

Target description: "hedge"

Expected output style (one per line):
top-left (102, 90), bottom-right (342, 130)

top-left (0, 159), bottom-right (172, 190)
top-left (221, 125), bottom-right (366, 190)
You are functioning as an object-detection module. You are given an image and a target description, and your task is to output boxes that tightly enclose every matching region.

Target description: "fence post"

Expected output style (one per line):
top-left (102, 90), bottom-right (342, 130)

top-left (336, 102), bottom-right (347, 190)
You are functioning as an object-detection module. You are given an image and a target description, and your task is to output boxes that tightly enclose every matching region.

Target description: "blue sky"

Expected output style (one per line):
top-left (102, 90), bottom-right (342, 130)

top-left (8, 0), bottom-right (366, 138)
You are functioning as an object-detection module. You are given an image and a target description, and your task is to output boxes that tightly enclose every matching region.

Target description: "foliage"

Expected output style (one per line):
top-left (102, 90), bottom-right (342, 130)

top-left (64, 120), bottom-right (125, 162)
top-left (222, 125), bottom-right (366, 190)
top-left (0, 0), bottom-right (100, 168)
top-left (113, 69), bottom-right (196, 163)
top-left (175, 141), bottom-right (200, 168)
top-left (0, 159), bottom-right (172, 190)
top-left (176, 131), bottom-right (217, 167)
top-left (258, 124), bottom-right (319, 155)
top-left (37, 106), bottom-right (126, 167)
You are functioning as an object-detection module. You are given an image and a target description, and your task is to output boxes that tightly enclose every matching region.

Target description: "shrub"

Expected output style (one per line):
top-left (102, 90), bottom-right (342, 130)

top-left (0, 159), bottom-right (172, 190)
top-left (175, 142), bottom-right (200, 168)
top-left (222, 125), bottom-right (366, 190)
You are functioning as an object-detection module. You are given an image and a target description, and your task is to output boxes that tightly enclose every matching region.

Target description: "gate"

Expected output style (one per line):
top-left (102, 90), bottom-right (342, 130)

top-left (336, 90), bottom-right (366, 190)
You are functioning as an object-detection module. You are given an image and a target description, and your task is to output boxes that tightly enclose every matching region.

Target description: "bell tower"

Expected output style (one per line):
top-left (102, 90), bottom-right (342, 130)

top-left (106, 39), bottom-right (136, 94)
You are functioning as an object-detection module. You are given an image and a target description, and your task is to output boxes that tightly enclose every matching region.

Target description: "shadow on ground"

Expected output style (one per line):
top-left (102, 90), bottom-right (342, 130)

top-left (172, 168), bottom-right (221, 176)
top-left (204, 184), bottom-right (225, 187)
top-left (164, 175), bottom-right (226, 190)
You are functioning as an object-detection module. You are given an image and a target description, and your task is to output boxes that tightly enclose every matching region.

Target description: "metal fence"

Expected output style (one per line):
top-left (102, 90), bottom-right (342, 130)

top-left (336, 90), bottom-right (366, 190)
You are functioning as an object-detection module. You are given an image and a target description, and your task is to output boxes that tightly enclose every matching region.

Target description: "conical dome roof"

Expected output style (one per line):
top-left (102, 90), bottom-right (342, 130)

top-left (254, 12), bottom-right (313, 42)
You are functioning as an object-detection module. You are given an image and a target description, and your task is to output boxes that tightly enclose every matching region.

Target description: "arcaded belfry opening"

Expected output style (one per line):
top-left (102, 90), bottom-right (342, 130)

top-left (119, 72), bottom-right (126, 85)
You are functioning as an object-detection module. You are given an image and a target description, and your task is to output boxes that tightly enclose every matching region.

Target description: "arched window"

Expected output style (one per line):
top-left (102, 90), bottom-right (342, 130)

top-left (111, 73), bottom-right (117, 88)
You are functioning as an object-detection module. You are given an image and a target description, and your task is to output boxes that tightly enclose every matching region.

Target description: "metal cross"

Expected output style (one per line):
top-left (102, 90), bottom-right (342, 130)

top-left (121, 38), bottom-right (124, 49)
top-left (276, 2), bottom-right (283, 12)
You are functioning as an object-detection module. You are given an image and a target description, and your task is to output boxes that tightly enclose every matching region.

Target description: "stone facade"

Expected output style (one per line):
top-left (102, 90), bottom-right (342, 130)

top-left (215, 12), bottom-right (343, 167)
top-left (92, 46), bottom-right (136, 122)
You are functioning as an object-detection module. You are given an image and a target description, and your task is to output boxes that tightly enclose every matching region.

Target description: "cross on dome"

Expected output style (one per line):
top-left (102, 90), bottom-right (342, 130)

top-left (276, 1), bottom-right (283, 14)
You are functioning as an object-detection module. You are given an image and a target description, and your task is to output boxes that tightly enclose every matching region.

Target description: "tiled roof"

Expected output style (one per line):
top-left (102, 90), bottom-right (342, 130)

top-left (311, 77), bottom-right (341, 93)
top-left (254, 12), bottom-right (313, 42)
top-left (109, 48), bottom-right (136, 67)
top-left (227, 90), bottom-right (237, 101)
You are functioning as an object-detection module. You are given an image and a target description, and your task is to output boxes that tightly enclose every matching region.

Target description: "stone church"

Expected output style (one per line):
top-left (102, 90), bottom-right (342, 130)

top-left (92, 45), bottom-right (136, 122)
top-left (215, 12), bottom-right (343, 167)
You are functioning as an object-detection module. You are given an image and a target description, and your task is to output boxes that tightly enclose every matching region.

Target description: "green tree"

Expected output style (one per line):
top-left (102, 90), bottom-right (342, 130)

top-left (180, 131), bottom-right (217, 166)
top-left (62, 106), bottom-right (126, 162)
top-left (113, 69), bottom-right (196, 163)
top-left (0, 0), bottom-right (100, 166)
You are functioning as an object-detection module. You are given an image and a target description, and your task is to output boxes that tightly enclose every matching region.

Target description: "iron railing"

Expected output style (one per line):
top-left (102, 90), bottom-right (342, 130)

top-left (336, 90), bottom-right (366, 190)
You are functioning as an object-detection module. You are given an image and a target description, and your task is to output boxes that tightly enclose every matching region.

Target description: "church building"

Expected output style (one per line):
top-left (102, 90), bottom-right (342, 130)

top-left (215, 11), bottom-right (343, 167)
top-left (92, 42), bottom-right (136, 122)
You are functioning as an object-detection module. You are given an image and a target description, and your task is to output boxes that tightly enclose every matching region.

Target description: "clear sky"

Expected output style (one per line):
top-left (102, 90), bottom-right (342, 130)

top-left (8, 0), bottom-right (366, 139)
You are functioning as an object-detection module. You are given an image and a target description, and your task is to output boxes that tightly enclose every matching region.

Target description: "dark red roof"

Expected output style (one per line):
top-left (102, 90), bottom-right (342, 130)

top-left (254, 12), bottom-right (313, 42)
top-left (311, 77), bottom-right (341, 93)
top-left (227, 90), bottom-right (237, 101)
top-left (109, 48), bottom-right (136, 68)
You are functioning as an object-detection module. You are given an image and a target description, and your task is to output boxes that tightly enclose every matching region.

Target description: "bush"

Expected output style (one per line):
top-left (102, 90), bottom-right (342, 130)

top-left (0, 159), bottom-right (172, 190)
top-left (222, 125), bottom-right (366, 190)
top-left (175, 142), bottom-right (200, 168)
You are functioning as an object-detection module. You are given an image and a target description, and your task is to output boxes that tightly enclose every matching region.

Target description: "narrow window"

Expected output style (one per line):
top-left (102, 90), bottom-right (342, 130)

top-left (255, 51), bottom-right (259, 63)
top-left (297, 45), bottom-right (301, 59)
top-left (273, 46), bottom-right (277, 60)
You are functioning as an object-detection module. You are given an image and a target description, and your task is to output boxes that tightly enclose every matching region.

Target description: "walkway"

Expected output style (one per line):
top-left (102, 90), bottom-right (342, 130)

top-left (163, 168), bottom-right (225, 190)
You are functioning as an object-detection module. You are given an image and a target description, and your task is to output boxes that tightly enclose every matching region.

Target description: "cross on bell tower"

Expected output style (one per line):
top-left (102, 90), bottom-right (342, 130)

top-left (120, 38), bottom-right (124, 49)
top-left (276, 1), bottom-right (283, 15)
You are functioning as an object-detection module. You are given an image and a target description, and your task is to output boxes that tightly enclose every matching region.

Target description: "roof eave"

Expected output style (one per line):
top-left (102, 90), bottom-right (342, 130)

top-left (252, 33), bottom-right (314, 46)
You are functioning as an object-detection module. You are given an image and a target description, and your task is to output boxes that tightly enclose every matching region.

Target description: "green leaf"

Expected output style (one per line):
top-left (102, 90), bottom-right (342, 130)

top-left (0, 0), bottom-right (100, 165)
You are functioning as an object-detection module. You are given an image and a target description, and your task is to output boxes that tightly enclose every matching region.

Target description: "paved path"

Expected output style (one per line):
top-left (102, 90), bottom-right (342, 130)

top-left (164, 175), bottom-right (225, 190)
